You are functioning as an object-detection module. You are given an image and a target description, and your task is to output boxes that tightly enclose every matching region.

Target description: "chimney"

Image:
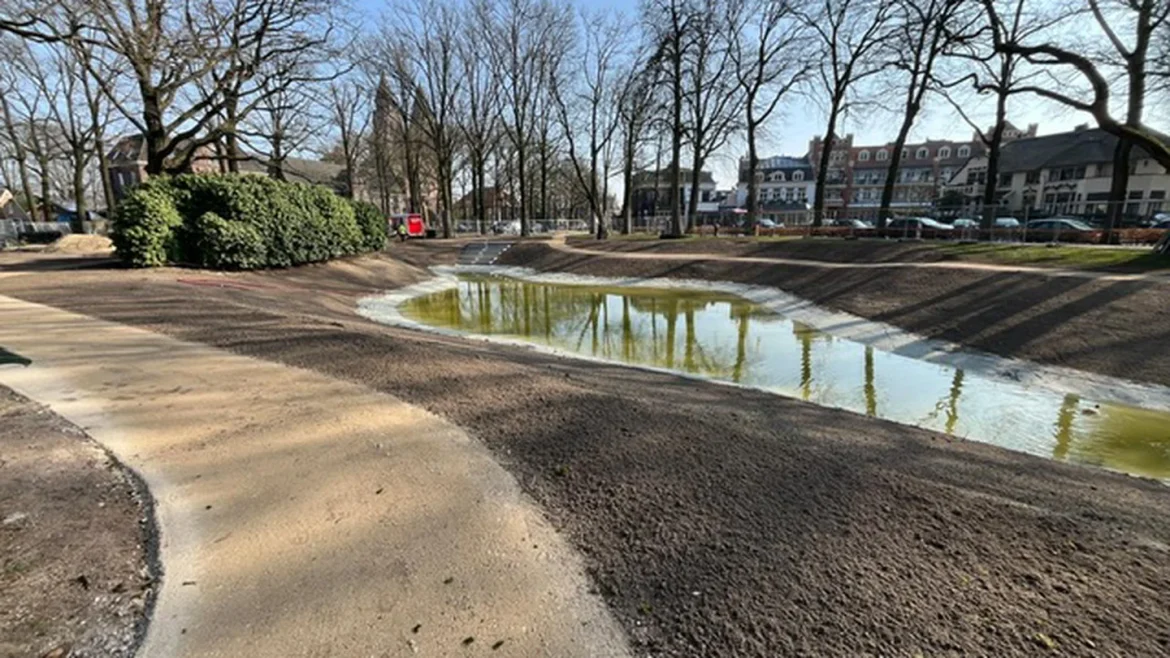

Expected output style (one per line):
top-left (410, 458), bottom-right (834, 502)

top-left (1073, 123), bottom-right (1090, 132)
top-left (1026, 123), bottom-right (1038, 137)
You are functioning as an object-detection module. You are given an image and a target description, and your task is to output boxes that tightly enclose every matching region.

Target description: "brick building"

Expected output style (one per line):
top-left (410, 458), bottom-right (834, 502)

top-left (808, 123), bottom-right (1038, 219)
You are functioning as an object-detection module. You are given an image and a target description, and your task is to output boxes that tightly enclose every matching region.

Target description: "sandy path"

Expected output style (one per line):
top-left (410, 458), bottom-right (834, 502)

top-left (549, 235), bottom-right (1170, 282)
top-left (0, 295), bottom-right (628, 658)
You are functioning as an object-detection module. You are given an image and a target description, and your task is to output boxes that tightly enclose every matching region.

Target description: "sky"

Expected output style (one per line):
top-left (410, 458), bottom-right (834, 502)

top-left (354, 0), bottom-right (1168, 191)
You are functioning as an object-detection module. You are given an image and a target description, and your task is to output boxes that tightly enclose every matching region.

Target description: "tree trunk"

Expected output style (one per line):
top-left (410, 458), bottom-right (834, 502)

top-left (878, 113), bottom-right (916, 229)
top-left (1104, 139), bottom-right (1131, 242)
top-left (813, 107), bottom-right (840, 227)
top-left (669, 50), bottom-right (684, 237)
top-left (225, 99), bottom-right (240, 173)
top-left (688, 151), bottom-right (703, 233)
top-left (94, 134), bottom-right (115, 212)
top-left (746, 121), bottom-right (759, 226)
top-left (38, 156), bottom-right (52, 223)
top-left (621, 120), bottom-right (635, 235)
top-left (71, 146), bottom-right (87, 233)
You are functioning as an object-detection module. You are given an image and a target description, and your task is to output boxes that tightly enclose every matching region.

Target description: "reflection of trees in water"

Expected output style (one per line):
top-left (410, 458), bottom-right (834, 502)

top-left (922, 369), bottom-right (966, 435)
top-left (864, 346), bottom-right (877, 417)
top-left (1052, 394), bottom-right (1079, 462)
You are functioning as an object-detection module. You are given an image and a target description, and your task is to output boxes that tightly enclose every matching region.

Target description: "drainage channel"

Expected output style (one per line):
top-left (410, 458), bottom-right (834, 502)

top-left (362, 268), bottom-right (1170, 481)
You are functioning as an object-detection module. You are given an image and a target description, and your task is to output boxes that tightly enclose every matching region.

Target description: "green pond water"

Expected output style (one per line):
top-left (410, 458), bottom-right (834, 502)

top-left (400, 274), bottom-right (1170, 480)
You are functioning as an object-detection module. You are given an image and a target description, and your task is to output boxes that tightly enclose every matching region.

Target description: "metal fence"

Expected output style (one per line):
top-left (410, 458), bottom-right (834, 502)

top-left (451, 218), bottom-right (592, 235)
top-left (1, 219), bottom-right (109, 245)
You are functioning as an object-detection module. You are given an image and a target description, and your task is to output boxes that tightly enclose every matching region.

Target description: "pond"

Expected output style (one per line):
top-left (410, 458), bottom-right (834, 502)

top-left (396, 273), bottom-right (1170, 480)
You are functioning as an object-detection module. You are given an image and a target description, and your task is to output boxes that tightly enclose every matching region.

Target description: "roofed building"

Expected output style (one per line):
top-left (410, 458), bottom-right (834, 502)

top-left (944, 125), bottom-right (1169, 220)
top-left (809, 123), bottom-right (1037, 219)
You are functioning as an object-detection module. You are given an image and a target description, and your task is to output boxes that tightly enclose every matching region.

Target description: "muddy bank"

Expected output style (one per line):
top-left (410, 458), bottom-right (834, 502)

top-left (4, 264), bottom-right (1170, 657)
top-left (0, 385), bottom-right (154, 658)
top-left (498, 242), bottom-right (1170, 389)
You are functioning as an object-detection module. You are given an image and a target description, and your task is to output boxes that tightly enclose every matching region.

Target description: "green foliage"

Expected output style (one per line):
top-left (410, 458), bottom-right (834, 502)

top-left (191, 212), bottom-right (267, 270)
top-left (111, 186), bottom-right (183, 267)
top-left (351, 200), bottom-right (388, 252)
top-left (111, 173), bottom-right (375, 270)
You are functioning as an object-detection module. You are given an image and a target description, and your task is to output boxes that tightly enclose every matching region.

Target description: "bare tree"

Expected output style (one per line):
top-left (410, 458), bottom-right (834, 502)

top-left (799, 0), bottom-right (892, 226)
top-left (487, 0), bottom-right (573, 236)
top-left (941, 0), bottom-right (1060, 228)
top-left (730, 0), bottom-right (809, 227)
top-left (551, 8), bottom-right (624, 238)
top-left (392, 0), bottom-right (464, 238)
top-left (615, 50), bottom-right (660, 235)
top-left (874, 0), bottom-right (967, 228)
top-left (986, 0), bottom-right (1170, 176)
top-left (457, 0), bottom-right (502, 230)
top-left (681, 0), bottom-right (743, 231)
top-left (0, 40), bottom-right (38, 220)
top-left (325, 79), bottom-right (370, 198)
top-left (644, 0), bottom-right (698, 237)
top-left (238, 65), bottom-right (324, 181)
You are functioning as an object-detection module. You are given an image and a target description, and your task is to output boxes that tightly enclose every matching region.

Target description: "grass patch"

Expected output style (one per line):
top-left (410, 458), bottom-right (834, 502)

top-left (937, 242), bottom-right (1170, 271)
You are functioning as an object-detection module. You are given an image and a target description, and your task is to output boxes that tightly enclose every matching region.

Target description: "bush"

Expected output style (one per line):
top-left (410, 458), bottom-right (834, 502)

top-left (351, 200), bottom-right (388, 252)
top-left (112, 173), bottom-right (374, 270)
top-left (111, 187), bottom-right (183, 267)
top-left (191, 212), bottom-right (267, 270)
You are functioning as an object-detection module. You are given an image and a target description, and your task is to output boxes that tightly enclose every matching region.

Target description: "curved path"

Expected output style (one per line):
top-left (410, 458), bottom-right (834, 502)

top-left (0, 295), bottom-right (629, 658)
top-left (549, 236), bottom-right (1170, 282)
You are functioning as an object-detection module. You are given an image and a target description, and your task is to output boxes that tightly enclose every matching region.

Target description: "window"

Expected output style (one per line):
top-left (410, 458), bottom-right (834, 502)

top-left (916, 147), bottom-right (929, 160)
top-left (1025, 171), bottom-right (1041, 184)
top-left (999, 173), bottom-right (1012, 187)
top-left (876, 150), bottom-right (889, 161)
top-left (938, 147), bottom-right (951, 159)
top-left (858, 150), bottom-right (870, 161)
top-left (793, 170), bottom-right (804, 182)
top-left (958, 145), bottom-right (971, 158)
top-left (901, 149), bottom-right (909, 160)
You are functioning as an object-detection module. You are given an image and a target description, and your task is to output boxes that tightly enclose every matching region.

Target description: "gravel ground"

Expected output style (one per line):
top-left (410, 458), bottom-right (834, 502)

top-left (3, 255), bottom-right (1170, 657)
top-left (0, 385), bottom-right (154, 658)
top-left (498, 241), bottom-right (1170, 388)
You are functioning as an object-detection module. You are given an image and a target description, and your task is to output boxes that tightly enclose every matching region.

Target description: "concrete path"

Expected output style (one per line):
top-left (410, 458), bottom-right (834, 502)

top-left (0, 295), bottom-right (629, 658)
top-left (550, 236), bottom-right (1170, 283)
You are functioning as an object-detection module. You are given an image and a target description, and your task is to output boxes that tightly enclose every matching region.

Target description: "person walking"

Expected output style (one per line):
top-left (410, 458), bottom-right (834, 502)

top-left (397, 221), bottom-right (408, 243)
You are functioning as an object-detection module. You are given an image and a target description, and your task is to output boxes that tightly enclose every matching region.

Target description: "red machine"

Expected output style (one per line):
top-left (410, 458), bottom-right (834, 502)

top-left (391, 213), bottom-right (426, 238)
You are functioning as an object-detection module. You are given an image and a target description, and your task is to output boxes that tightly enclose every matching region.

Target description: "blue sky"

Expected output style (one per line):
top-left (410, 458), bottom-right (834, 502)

top-left (353, 0), bottom-right (1166, 190)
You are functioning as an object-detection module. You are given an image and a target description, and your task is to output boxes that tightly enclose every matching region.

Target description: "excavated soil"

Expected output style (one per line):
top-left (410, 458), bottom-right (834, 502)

top-left (0, 385), bottom-right (153, 658)
top-left (3, 248), bottom-right (1170, 656)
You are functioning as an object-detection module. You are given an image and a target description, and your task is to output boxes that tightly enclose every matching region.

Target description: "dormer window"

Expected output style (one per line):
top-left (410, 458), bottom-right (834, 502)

top-left (958, 145), bottom-right (971, 158)
top-left (793, 170), bottom-right (805, 182)
top-left (938, 146), bottom-right (951, 159)
top-left (858, 150), bottom-right (870, 162)
top-left (876, 150), bottom-right (889, 161)
top-left (916, 147), bottom-right (929, 160)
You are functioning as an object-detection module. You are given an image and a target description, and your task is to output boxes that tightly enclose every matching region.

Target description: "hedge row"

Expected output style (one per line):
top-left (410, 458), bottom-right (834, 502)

top-left (111, 173), bottom-right (387, 270)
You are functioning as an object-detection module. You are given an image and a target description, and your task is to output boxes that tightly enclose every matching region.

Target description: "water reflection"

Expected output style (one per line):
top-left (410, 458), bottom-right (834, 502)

top-left (400, 275), bottom-right (1170, 480)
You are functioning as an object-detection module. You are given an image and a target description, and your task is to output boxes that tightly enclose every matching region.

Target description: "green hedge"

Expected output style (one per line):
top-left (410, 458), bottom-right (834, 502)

top-left (352, 200), bottom-right (388, 251)
top-left (111, 173), bottom-right (385, 270)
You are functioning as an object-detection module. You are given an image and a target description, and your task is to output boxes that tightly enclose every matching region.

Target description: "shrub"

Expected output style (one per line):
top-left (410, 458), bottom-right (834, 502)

top-left (111, 173), bottom-right (374, 270)
top-left (191, 212), bottom-right (267, 270)
top-left (351, 200), bottom-right (388, 252)
top-left (111, 187), bottom-right (183, 267)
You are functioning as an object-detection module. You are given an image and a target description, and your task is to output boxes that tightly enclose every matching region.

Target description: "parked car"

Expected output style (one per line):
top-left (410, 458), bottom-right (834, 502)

top-left (993, 217), bottom-right (1021, 228)
top-left (1153, 218), bottom-right (1170, 229)
top-left (887, 217), bottom-right (953, 232)
top-left (756, 218), bottom-right (779, 229)
top-left (841, 219), bottom-right (873, 229)
top-left (952, 218), bottom-right (979, 229)
top-left (1026, 218), bottom-right (1095, 232)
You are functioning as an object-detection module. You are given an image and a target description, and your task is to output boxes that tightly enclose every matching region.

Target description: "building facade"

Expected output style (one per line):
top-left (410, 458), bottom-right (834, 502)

top-left (629, 169), bottom-right (719, 217)
top-left (735, 155), bottom-right (816, 223)
top-left (944, 125), bottom-right (1169, 220)
top-left (808, 123), bottom-right (1038, 219)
